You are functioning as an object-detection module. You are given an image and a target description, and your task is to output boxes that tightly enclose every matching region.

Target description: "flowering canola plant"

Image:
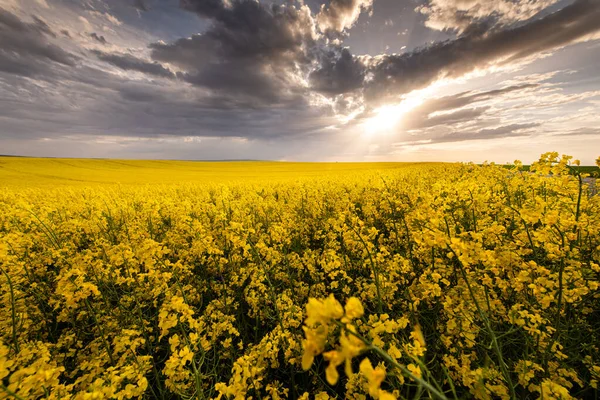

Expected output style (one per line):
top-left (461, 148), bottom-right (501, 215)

top-left (0, 152), bottom-right (599, 399)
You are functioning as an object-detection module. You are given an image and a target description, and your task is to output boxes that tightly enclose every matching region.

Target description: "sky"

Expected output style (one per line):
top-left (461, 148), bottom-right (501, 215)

top-left (0, 0), bottom-right (599, 163)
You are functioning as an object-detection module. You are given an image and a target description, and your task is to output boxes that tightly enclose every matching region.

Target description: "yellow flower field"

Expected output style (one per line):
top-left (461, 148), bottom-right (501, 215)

top-left (0, 153), bottom-right (599, 399)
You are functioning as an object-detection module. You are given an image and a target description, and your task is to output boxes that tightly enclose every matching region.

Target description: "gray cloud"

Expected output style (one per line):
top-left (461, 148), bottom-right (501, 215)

top-left (316, 0), bottom-right (373, 33)
top-left (363, 0), bottom-right (600, 105)
top-left (417, 0), bottom-right (561, 33)
top-left (471, 123), bottom-right (540, 139)
top-left (89, 32), bottom-right (108, 44)
top-left (0, 9), bottom-right (75, 77)
top-left (151, 0), bottom-right (319, 105)
top-left (409, 106), bottom-right (491, 130)
top-left (309, 47), bottom-right (365, 95)
top-left (0, 60), bottom-right (337, 142)
top-left (149, 0), bottom-right (600, 110)
top-left (179, 0), bottom-right (228, 20)
top-left (93, 50), bottom-right (175, 78)
top-left (393, 84), bottom-right (538, 130)
top-left (347, 83), bottom-right (540, 134)
top-left (421, 84), bottom-right (540, 112)
top-left (133, 0), bottom-right (149, 12)
top-left (31, 15), bottom-right (56, 38)
top-left (396, 122), bottom-right (540, 147)
top-left (555, 127), bottom-right (600, 136)
top-left (376, 82), bottom-right (555, 144)
top-left (365, 2), bottom-right (594, 102)
top-left (1, 0), bottom-right (600, 161)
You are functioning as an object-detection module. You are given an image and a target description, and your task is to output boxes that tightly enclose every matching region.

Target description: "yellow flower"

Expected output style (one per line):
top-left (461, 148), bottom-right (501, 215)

top-left (359, 358), bottom-right (387, 398)
top-left (539, 379), bottom-right (573, 399)
top-left (379, 391), bottom-right (397, 400)
top-left (305, 295), bottom-right (344, 327)
top-left (323, 350), bottom-right (342, 385)
top-left (345, 297), bottom-right (364, 320)
top-left (407, 363), bottom-right (422, 378)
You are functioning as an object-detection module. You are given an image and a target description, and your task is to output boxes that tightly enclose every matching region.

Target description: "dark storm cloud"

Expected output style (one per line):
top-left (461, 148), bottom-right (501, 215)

top-left (363, 0), bottom-right (600, 104)
top-left (149, 0), bottom-right (378, 105)
top-left (179, 0), bottom-right (227, 19)
top-left (309, 47), bottom-right (365, 95)
top-left (90, 32), bottom-right (108, 44)
top-left (0, 9), bottom-right (75, 77)
top-left (154, 0), bottom-right (599, 109)
top-left (151, 0), bottom-right (320, 104)
top-left (133, 0), bottom-right (149, 12)
top-left (93, 50), bottom-right (175, 78)
top-left (0, 60), bottom-right (336, 142)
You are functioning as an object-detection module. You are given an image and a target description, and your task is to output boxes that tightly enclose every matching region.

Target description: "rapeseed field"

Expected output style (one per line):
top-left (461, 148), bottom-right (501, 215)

top-left (0, 157), bottom-right (421, 188)
top-left (1, 153), bottom-right (599, 399)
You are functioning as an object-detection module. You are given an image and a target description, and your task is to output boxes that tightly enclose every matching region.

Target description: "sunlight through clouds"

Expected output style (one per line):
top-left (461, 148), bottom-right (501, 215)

top-left (0, 0), bottom-right (599, 162)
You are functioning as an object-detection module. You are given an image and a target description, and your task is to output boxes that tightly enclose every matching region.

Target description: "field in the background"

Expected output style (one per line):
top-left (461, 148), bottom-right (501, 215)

top-left (0, 157), bottom-right (425, 188)
top-left (1, 153), bottom-right (599, 400)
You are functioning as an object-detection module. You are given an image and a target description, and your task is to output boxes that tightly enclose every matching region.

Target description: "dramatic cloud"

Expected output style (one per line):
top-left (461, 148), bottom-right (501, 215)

top-left (364, 83), bottom-right (544, 142)
top-left (30, 15), bottom-right (55, 37)
top-left (93, 50), bottom-right (175, 78)
top-left (152, 0), bottom-right (320, 104)
top-left (364, 0), bottom-right (600, 104)
top-left (133, 0), bottom-right (149, 12)
top-left (316, 0), bottom-right (373, 33)
top-left (554, 127), bottom-right (600, 137)
top-left (0, 9), bottom-right (75, 76)
top-left (0, 0), bottom-right (599, 162)
top-left (403, 83), bottom-right (540, 127)
top-left (309, 47), bottom-right (365, 95)
top-left (89, 32), bottom-right (108, 45)
top-left (417, 122), bottom-right (540, 145)
top-left (151, 0), bottom-right (600, 109)
top-left (417, 0), bottom-right (561, 32)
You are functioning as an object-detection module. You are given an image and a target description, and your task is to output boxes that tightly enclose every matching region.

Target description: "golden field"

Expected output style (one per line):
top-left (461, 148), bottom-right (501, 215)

top-left (0, 153), bottom-right (599, 399)
top-left (0, 157), bottom-right (422, 188)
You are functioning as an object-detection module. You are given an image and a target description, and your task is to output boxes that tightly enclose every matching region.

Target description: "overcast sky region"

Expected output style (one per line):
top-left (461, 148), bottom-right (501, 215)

top-left (0, 0), bottom-right (599, 162)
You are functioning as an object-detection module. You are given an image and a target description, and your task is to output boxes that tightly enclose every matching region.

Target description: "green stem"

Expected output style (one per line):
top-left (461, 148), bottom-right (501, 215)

top-left (333, 321), bottom-right (448, 400)
top-left (0, 265), bottom-right (20, 353)
top-left (1, 384), bottom-right (27, 400)
top-left (447, 246), bottom-right (516, 399)
top-left (350, 223), bottom-right (383, 314)
top-left (84, 298), bottom-right (114, 366)
top-left (247, 239), bottom-right (297, 396)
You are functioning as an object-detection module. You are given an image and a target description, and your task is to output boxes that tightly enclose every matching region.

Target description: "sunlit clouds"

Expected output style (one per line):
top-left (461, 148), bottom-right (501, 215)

top-left (0, 0), bottom-right (599, 162)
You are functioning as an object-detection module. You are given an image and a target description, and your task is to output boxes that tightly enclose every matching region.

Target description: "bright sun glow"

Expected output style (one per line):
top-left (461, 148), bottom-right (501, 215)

top-left (363, 95), bottom-right (426, 136)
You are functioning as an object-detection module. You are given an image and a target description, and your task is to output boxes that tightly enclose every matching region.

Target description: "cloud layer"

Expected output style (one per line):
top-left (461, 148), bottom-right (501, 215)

top-left (0, 0), bottom-right (599, 162)
top-left (0, 8), bottom-right (75, 76)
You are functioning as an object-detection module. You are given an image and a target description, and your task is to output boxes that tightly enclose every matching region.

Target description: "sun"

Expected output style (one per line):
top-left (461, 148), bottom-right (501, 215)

top-left (363, 104), bottom-right (402, 134)
top-left (362, 92), bottom-right (428, 136)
